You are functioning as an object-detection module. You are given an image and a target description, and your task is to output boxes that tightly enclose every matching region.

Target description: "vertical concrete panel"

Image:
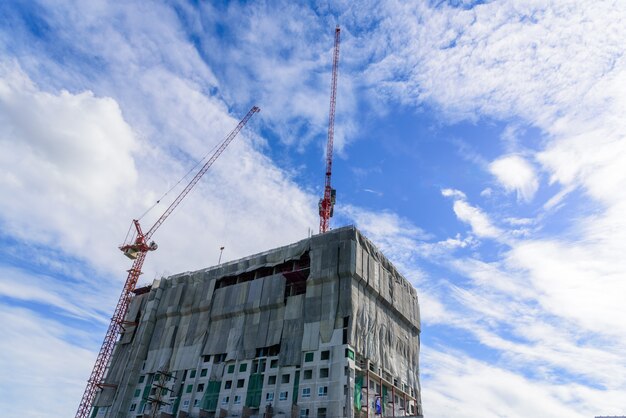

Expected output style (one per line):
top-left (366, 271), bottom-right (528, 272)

top-left (257, 309), bottom-right (270, 347)
top-left (226, 314), bottom-right (245, 360)
top-left (319, 279), bottom-right (338, 343)
top-left (279, 319), bottom-right (304, 366)
top-left (301, 321), bottom-right (320, 351)
top-left (243, 311), bottom-right (260, 357)
top-left (355, 240), bottom-right (363, 279)
top-left (266, 305), bottom-right (285, 346)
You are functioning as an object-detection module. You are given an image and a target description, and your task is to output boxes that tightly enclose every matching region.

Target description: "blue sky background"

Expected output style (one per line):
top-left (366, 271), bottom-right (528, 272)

top-left (1, 1), bottom-right (625, 417)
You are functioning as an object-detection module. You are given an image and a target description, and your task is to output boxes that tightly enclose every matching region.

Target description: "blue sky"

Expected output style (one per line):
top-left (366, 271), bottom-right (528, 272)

top-left (1, 1), bottom-right (625, 417)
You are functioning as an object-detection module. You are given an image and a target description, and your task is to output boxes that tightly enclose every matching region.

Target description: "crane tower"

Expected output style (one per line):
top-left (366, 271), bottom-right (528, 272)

top-left (318, 26), bottom-right (341, 234)
top-left (75, 106), bottom-right (260, 418)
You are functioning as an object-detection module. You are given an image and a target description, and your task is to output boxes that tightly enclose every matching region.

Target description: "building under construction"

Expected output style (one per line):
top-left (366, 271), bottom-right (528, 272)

top-left (92, 226), bottom-right (423, 418)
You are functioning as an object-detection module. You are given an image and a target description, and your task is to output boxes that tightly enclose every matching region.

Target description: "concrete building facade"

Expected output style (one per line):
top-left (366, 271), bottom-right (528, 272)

top-left (93, 226), bottom-right (423, 418)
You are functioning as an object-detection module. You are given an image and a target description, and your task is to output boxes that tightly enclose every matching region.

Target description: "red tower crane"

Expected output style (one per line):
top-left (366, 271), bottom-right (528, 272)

top-left (318, 26), bottom-right (341, 234)
top-left (75, 106), bottom-right (260, 418)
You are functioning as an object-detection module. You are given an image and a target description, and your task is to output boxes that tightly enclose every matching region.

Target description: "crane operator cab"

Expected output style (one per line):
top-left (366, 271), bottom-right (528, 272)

top-left (318, 188), bottom-right (337, 218)
top-left (120, 240), bottom-right (158, 260)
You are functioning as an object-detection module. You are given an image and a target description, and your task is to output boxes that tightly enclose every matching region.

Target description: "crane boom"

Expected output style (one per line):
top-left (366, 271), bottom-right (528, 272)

top-left (319, 26), bottom-right (340, 233)
top-left (75, 106), bottom-right (260, 418)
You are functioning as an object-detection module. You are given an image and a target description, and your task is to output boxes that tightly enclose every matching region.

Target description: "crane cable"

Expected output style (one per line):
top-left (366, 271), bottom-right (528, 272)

top-left (122, 136), bottom-right (225, 245)
top-left (122, 221), bottom-right (135, 246)
top-left (136, 138), bottom-right (225, 222)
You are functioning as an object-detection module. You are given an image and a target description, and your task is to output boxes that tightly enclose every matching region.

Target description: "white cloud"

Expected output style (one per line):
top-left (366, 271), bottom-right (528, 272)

top-left (367, 1), bottom-right (625, 125)
top-left (441, 189), bottom-right (502, 238)
top-left (479, 187), bottom-right (492, 197)
top-left (489, 155), bottom-right (539, 202)
top-left (500, 123), bottom-right (523, 152)
top-left (0, 61), bottom-right (138, 200)
top-left (537, 114), bottom-right (626, 206)
top-left (362, 188), bottom-right (383, 196)
top-left (422, 347), bottom-right (625, 418)
top-left (0, 306), bottom-right (95, 418)
top-left (345, 200), bottom-right (626, 412)
top-left (0, 19), bottom-right (320, 278)
top-left (361, 0), bottom-right (626, 366)
top-left (451, 199), bottom-right (502, 238)
top-left (440, 279), bottom-right (626, 389)
top-left (507, 237), bottom-right (626, 339)
top-left (542, 185), bottom-right (574, 211)
top-left (2, 1), bottom-right (626, 417)
top-left (503, 217), bottom-right (533, 226)
top-left (441, 188), bottom-right (466, 199)
top-left (170, 1), bottom-right (359, 154)
top-left (351, 2), bottom-right (626, 415)
top-left (0, 61), bottom-right (139, 266)
top-left (363, 0), bottom-right (626, 212)
top-left (430, 234), bottom-right (474, 252)
top-left (0, 264), bottom-right (115, 324)
top-left (340, 203), bottom-right (430, 281)
top-left (0, 6), bottom-right (321, 415)
top-left (342, 204), bottom-right (427, 240)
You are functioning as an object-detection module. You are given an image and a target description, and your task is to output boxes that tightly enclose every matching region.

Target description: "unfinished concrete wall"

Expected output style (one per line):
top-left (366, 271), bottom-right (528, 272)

top-left (93, 226), bottom-right (422, 418)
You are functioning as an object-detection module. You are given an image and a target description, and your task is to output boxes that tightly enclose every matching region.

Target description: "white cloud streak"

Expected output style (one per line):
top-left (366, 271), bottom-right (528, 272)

top-left (0, 305), bottom-right (95, 418)
top-left (441, 189), bottom-right (502, 238)
top-left (422, 347), bottom-right (624, 418)
top-left (489, 155), bottom-right (539, 202)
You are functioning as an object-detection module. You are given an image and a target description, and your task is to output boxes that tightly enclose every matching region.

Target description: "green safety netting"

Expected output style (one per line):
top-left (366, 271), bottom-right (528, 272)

top-left (200, 380), bottom-right (221, 411)
top-left (354, 374), bottom-right (363, 410)
top-left (245, 374), bottom-right (264, 408)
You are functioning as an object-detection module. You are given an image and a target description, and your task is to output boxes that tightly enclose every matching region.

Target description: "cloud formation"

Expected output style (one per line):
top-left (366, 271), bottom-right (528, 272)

top-left (0, 60), bottom-right (139, 266)
top-left (442, 189), bottom-right (502, 238)
top-left (1, 1), bottom-right (625, 418)
top-left (489, 155), bottom-right (539, 202)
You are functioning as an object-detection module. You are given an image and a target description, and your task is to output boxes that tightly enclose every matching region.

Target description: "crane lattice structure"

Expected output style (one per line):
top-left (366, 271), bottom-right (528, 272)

top-left (75, 106), bottom-right (260, 418)
top-left (318, 26), bottom-right (341, 234)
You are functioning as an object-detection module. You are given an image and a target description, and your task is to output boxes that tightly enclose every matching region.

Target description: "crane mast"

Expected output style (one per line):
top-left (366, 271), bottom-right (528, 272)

top-left (319, 26), bottom-right (341, 234)
top-left (75, 106), bottom-right (260, 418)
